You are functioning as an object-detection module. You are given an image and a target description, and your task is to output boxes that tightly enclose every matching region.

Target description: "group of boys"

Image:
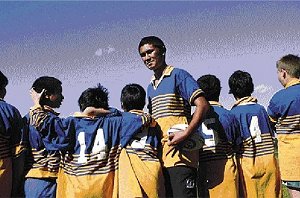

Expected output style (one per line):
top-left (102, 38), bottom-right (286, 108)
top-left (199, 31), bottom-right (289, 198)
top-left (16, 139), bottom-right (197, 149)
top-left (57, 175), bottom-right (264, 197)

top-left (0, 35), bottom-right (299, 198)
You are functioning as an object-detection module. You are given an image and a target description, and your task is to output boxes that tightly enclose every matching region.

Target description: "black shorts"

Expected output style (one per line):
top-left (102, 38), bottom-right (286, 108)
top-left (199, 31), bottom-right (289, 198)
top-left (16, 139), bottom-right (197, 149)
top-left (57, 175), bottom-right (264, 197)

top-left (163, 166), bottom-right (197, 198)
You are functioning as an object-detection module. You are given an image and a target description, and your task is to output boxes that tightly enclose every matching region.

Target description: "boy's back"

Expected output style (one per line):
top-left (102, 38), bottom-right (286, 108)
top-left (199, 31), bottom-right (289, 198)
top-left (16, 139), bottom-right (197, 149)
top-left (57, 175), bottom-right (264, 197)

top-left (30, 107), bottom-right (150, 198)
top-left (198, 102), bottom-right (241, 198)
top-left (230, 97), bottom-right (281, 197)
top-left (268, 81), bottom-right (300, 181)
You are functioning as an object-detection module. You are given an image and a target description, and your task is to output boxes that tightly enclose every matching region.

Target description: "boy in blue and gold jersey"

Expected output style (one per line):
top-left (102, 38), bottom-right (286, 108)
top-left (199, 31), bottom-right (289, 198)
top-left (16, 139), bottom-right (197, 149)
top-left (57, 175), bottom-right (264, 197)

top-left (23, 76), bottom-right (64, 198)
top-left (197, 75), bottom-right (242, 198)
top-left (29, 84), bottom-right (152, 198)
top-left (0, 71), bottom-right (25, 197)
top-left (267, 54), bottom-right (300, 198)
top-left (229, 70), bottom-right (281, 198)
top-left (138, 36), bottom-right (209, 197)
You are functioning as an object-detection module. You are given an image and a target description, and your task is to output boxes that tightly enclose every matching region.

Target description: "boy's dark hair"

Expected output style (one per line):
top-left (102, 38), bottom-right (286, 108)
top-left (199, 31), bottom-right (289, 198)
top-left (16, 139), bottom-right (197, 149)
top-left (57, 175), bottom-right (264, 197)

top-left (78, 83), bottom-right (109, 111)
top-left (197, 75), bottom-right (221, 102)
top-left (32, 76), bottom-right (62, 95)
top-left (228, 70), bottom-right (254, 98)
top-left (0, 71), bottom-right (8, 88)
top-left (138, 36), bottom-right (166, 55)
top-left (277, 54), bottom-right (300, 78)
top-left (121, 83), bottom-right (146, 111)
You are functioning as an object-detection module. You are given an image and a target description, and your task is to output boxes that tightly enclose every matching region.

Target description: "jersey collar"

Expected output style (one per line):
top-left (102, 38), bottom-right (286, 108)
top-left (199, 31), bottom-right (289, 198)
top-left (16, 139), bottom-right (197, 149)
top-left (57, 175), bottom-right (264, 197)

top-left (285, 79), bottom-right (300, 89)
top-left (232, 96), bottom-right (257, 108)
top-left (30, 105), bottom-right (60, 116)
top-left (150, 65), bottom-right (174, 89)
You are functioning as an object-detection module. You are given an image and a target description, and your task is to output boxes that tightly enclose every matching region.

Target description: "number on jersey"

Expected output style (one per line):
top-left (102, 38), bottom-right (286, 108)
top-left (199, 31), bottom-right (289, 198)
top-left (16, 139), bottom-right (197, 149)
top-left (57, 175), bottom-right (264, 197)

top-left (77, 128), bottom-right (107, 163)
top-left (249, 116), bottom-right (262, 143)
top-left (201, 118), bottom-right (216, 147)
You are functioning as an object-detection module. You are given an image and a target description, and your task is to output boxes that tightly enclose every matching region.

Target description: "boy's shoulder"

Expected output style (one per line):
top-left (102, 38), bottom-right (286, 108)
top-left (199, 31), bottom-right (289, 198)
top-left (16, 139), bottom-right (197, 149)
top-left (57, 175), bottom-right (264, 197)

top-left (0, 99), bottom-right (21, 116)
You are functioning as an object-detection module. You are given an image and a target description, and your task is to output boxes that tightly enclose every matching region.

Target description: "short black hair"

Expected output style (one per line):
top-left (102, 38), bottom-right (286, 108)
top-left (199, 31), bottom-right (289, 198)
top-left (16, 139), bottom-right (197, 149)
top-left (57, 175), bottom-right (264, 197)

top-left (78, 83), bottom-right (109, 111)
top-left (228, 70), bottom-right (254, 98)
top-left (138, 36), bottom-right (166, 54)
top-left (32, 76), bottom-right (62, 95)
top-left (197, 74), bottom-right (221, 101)
top-left (121, 83), bottom-right (146, 111)
top-left (0, 71), bottom-right (8, 88)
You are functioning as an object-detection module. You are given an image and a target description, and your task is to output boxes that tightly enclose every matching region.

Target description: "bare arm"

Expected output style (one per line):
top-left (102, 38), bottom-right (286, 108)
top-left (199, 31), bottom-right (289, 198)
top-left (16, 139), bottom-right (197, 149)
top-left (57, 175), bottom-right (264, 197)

top-left (168, 96), bottom-right (209, 146)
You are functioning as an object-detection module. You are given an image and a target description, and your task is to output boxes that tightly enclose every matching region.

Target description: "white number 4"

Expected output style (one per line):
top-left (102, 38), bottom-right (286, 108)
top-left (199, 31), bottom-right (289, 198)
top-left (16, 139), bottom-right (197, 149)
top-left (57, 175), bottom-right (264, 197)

top-left (77, 128), bottom-right (107, 163)
top-left (249, 116), bottom-right (262, 143)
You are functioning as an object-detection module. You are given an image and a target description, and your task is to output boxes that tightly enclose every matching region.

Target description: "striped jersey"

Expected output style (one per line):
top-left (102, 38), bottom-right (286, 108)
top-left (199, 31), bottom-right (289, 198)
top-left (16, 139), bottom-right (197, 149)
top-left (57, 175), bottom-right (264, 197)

top-left (231, 96), bottom-right (280, 198)
top-left (29, 107), bottom-right (151, 197)
top-left (267, 79), bottom-right (300, 181)
top-left (23, 106), bottom-right (62, 179)
top-left (230, 97), bottom-right (275, 158)
top-left (119, 110), bottom-right (164, 198)
top-left (147, 65), bottom-right (203, 168)
top-left (0, 99), bottom-right (24, 197)
top-left (198, 101), bottom-right (241, 198)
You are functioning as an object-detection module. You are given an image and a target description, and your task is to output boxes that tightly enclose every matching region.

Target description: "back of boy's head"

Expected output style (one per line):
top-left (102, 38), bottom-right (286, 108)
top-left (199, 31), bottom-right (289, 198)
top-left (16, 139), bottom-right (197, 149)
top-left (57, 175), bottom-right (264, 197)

top-left (78, 83), bottom-right (109, 112)
top-left (32, 76), bottom-right (62, 95)
top-left (197, 74), bottom-right (221, 102)
top-left (0, 71), bottom-right (8, 99)
top-left (0, 71), bottom-right (8, 88)
top-left (229, 70), bottom-right (254, 99)
top-left (121, 83), bottom-right (146, 111)
top-left (277, 54), bottom-right (300, 78)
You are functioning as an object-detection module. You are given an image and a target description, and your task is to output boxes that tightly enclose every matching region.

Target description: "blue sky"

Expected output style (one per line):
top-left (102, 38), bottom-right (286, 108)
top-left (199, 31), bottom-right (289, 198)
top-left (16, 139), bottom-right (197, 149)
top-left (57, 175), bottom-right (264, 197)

top-left (1, 1), bottom-right (300, 116)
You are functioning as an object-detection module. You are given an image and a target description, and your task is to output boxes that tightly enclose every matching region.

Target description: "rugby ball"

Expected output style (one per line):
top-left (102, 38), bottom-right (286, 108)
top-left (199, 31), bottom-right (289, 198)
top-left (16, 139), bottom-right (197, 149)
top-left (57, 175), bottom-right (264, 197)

top-left (167, 124), bottom-right (204, 151)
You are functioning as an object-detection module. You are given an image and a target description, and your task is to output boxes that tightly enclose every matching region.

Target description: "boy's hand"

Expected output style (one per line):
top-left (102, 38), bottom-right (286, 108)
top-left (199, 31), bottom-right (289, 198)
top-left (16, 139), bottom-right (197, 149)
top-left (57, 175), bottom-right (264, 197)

top-left (167, 130), bottom-right (188, 146)
top-left (82, 107), bottom-right (110, 117)
top-left (30, 88), bottom-right (45, 107)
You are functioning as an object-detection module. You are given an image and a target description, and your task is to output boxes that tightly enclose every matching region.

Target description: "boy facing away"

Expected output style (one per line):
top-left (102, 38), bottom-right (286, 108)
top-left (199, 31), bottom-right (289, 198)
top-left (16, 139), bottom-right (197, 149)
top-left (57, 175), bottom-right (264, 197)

top-left (197, 75), bottom-right (241, 198)
top-left (23, 76), bottom-right (64, 198)
top-left (267, 54), bottom-right (300, 198)
top-left (0, 71), bottom-right (25, 197)
top-left (228, 70), bottom-right (281, 198)
top-left (29, 84), bottom-right (152, 197)
top-left (119, 83), bottom-right (165, 197)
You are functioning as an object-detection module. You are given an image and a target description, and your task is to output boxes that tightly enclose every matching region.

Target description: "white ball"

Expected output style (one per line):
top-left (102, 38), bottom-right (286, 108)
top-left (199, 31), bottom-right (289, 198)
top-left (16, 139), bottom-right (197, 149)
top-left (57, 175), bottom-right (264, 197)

top-left (167, 124), bottom-right (204, 151)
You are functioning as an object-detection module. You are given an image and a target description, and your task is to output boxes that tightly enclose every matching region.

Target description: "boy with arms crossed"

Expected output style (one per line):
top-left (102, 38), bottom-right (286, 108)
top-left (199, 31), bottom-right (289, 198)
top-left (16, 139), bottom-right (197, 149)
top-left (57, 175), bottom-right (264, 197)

top-left (267, 54), bottom-right (300, 198)
top-left (229, 70), bottom-right (281, 198)
top-left (197, 74), bottom-right (241, 198)
top-left (0, 71), bottom-right (25, 197)
top-left (119, 83), bottom-right (164, 197)
top-left (138, 36), bottom-right (209, 197)
top-left (29, 84), bottom-right (152, 197)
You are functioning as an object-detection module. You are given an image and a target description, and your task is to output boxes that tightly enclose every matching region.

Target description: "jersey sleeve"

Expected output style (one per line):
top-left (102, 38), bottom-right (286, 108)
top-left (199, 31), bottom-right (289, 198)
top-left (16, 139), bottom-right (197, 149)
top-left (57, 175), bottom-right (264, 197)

top-left (176, 69), bottom-right (204, 105)
top-left (29, 107), bottom-right (71, 151)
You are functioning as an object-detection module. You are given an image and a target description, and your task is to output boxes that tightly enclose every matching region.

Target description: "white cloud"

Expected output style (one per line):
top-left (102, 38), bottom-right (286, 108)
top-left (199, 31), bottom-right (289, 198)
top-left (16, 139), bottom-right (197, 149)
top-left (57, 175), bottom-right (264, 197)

top-left (95, 48), bottom-right (103, 56)
top-left (254, 84), bottom-right (273, 93)
top-left (107, 46), bottom-right (115, 54)
top-left (95, 46), bottom-right (115, 57)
